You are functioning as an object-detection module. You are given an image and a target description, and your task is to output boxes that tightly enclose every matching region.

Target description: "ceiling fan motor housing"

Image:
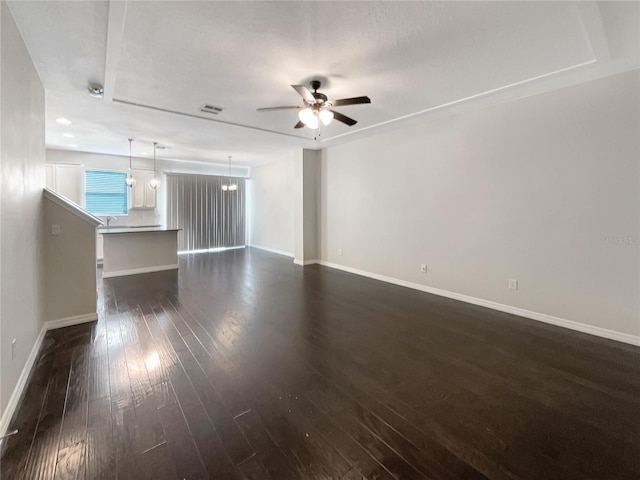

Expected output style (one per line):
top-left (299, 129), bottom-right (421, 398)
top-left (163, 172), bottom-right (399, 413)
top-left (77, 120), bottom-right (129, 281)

top-left (311, 92), bottom-right (328, 105)
top-left (310, 80), bottom-right (328, 105)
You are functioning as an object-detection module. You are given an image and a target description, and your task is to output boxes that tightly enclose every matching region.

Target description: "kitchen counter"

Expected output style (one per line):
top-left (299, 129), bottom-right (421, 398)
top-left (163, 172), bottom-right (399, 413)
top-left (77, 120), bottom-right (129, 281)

top-left (101, 227), bottom-right (180, 278)
top-left (99, 226), bottom-right (179, 234)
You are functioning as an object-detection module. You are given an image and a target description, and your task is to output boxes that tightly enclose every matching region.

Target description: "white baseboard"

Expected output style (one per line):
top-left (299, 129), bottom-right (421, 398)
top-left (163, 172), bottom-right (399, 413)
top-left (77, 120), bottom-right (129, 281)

top-left (102, 264), bottom-right (178, 278)
top-left (0, 327), bottom-right (47, 440)
top-left (44, 312), bottom-right (98, 330)
top-left (249, 244), bottom-right (294, 258)
top-left (294, 259), bottom-right (319, 266)
top-left (0, 311), bottom-right (98, 439)
top-left (318, 261), bottom-right (640, 347)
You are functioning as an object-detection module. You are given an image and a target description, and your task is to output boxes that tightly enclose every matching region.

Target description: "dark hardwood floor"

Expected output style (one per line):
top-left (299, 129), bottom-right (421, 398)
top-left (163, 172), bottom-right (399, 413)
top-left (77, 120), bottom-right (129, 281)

top-left (2, 248), bottom-right (639, 479)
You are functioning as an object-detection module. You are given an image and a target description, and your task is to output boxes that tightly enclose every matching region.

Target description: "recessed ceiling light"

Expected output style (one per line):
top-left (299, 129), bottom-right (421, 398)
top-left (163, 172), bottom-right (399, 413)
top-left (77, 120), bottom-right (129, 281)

top-left (141, 152), bottom-right (148, 155)
top-left (68, 144), bottom-right (78, 148)
top-left (62, 133), bottom-right (75, 138)
top-left (56, 117), bottom-right (72, 126)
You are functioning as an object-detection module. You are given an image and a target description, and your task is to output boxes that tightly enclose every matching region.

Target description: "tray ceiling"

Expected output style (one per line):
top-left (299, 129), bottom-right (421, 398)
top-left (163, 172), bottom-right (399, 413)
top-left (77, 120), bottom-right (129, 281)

top-left (7, 1), bottom-right (640, 166)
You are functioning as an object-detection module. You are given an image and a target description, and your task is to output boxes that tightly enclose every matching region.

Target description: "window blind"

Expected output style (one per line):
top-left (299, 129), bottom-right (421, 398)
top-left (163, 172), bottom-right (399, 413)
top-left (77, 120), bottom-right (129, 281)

top-left (85, 170), bottom-right (128, 215)
top-left (165, 174), bottom-right (245, 252)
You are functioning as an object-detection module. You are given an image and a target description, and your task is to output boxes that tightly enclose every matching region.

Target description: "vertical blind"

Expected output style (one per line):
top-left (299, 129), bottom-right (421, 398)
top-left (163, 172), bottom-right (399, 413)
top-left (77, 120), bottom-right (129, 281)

top-left (85, 170), bottom-right (128, 215)
top-left (165, 174), bottom-right (245, 252)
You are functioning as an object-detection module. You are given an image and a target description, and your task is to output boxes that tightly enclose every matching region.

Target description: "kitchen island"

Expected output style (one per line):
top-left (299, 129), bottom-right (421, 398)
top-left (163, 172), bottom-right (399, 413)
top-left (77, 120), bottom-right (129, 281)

top-left (100, 226), bottom-right (180, 278)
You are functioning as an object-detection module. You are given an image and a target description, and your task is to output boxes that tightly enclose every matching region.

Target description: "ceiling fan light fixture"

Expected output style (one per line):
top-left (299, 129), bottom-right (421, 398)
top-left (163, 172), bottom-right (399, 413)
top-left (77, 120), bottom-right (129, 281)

top-left (319, 109), bottom-right (334, 126)
top-left (298, 108), bottom-right (314, 125)
top-left (307, 116), bottom-right (319, 130)
top-left (258, 81), bottom-right (368, 129)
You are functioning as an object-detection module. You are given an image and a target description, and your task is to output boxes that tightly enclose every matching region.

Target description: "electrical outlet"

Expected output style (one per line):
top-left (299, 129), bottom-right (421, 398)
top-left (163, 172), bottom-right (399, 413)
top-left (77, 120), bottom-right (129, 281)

top-left (509, 279), bottom-right (518, 290)
top-left (338, 248), bottom-right (343, 256)
top-left (420, 264), bottom-right (427, 273)
top-left (11, 339), bottom-right (17, 360)
top-left (51, 224), bottom-right (61, 236)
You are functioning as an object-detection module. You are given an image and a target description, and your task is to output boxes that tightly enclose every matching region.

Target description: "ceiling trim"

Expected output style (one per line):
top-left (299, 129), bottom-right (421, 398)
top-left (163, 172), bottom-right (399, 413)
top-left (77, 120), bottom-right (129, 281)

top-left (575, 1), bottom-right (611, 63)
top-left (112, 97), bottom-right (312, 141)
top-left (321, 59), bottom-right (597, 144)
top-left (103, 0), bottom-right (127, 101)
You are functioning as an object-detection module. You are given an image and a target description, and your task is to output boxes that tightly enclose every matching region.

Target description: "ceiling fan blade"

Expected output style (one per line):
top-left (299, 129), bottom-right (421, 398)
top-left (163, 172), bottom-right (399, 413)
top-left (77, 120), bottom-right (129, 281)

top-left (294, 120), bottom-right (305, 129)
top-left (257, 106), bottom-right (300, 111)
top-left (330, 110), bottom-right (357, 126)
top-left (329, 96), bottom-right (371, 107)
top-left (291, 85), bottom-right (316, 103)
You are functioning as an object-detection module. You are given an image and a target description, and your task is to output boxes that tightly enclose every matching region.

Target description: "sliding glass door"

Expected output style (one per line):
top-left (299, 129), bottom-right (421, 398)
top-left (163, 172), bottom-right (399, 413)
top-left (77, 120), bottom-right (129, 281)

top-left (165, 174), bottom-right (245, 252)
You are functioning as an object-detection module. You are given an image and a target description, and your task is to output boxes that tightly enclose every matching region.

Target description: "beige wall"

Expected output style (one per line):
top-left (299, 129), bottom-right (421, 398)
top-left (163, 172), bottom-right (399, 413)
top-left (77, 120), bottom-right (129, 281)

top-left (0, 1), bottom-right (46, 413)
top-left (102, 230), bottom-right (178, 277)
top-left (319, 70), bottom-right (640, 339)
top-left (43, 197), bottom-right (98, 322)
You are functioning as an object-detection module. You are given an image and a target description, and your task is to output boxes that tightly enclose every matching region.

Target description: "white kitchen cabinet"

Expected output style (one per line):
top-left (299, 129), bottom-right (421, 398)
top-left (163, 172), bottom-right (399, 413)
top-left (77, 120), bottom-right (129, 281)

top-left (96, 232), bottom-right (104, 262)
top-left (45, 163), bottom-right (83, 206)
top-left (45, 164), bottom-right (55, 189)
top-left (131, 170), bottom-right (157, 209)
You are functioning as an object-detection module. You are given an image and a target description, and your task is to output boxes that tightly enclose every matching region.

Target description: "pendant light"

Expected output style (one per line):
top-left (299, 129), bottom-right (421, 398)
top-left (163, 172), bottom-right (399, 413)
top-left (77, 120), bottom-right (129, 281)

top-left (222, 156), bottom-right (237, 192)
top-left (148, 142), bottom-right (161, 190)
top-left (125, 138), bottom-right (136, 188)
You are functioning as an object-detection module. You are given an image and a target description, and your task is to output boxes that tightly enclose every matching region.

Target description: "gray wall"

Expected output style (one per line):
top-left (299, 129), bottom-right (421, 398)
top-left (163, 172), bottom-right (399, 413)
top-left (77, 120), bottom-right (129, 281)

top-left (319, 70), bottom-right (639, 339)
top-left (0, 1), bottom-right (46, 413)
top-left (247, 154), bottom-right (295, 256)
top-left (302, 150), bottom-right (320, 262)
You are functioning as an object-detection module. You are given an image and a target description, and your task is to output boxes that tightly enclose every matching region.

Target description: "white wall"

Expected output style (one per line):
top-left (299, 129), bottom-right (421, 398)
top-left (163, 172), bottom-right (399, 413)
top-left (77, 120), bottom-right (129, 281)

top-left (319, 70), bottom-right (640, 339)
top-left (0, 1), bottom-right (46, 413)
top-left (46, 148), bottom-right (249, 177)
top-left (247, 154), bottom-right (295, 256)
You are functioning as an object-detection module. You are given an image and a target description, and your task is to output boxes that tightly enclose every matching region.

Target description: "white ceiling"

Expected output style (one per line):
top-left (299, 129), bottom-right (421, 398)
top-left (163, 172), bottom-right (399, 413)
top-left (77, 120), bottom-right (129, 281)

top-left (7, 1), bottom-right (640, 167)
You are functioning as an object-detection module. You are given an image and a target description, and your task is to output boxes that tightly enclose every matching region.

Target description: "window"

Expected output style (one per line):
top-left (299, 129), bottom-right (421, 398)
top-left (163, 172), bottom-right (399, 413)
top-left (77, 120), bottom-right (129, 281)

top-left (85, 170), bottom-right (128, 215)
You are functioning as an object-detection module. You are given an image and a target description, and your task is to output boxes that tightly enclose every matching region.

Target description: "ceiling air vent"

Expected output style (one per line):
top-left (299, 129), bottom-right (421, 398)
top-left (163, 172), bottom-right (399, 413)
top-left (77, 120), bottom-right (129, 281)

top-left (200, 104), bottom-right (224, 115)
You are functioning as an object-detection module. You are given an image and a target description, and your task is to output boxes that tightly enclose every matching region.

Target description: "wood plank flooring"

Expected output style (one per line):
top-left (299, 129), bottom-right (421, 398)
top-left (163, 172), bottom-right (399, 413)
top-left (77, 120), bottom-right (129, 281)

top-left (2, 247), bottom-right (639, 479)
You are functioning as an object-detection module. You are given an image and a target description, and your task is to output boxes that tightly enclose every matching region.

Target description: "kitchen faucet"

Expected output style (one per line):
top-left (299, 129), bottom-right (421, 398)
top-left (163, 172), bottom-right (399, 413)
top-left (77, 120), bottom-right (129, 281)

top-left (106, 216), bottom-right (116, 227)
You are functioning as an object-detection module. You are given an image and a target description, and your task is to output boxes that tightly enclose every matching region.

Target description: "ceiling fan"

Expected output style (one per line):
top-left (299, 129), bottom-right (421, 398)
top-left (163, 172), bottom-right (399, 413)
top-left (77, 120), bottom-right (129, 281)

top-left (257, 80), bottom-right (371, 130)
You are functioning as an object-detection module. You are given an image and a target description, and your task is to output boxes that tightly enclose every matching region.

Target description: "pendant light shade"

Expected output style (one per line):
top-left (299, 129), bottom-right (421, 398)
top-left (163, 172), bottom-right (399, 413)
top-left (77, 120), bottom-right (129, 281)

top-left (125, 138), bottom-right (136, 188)
top-left (149, 142), bottom-right (161, 190)
top-left (149, 177), bottom-right (161, 190)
